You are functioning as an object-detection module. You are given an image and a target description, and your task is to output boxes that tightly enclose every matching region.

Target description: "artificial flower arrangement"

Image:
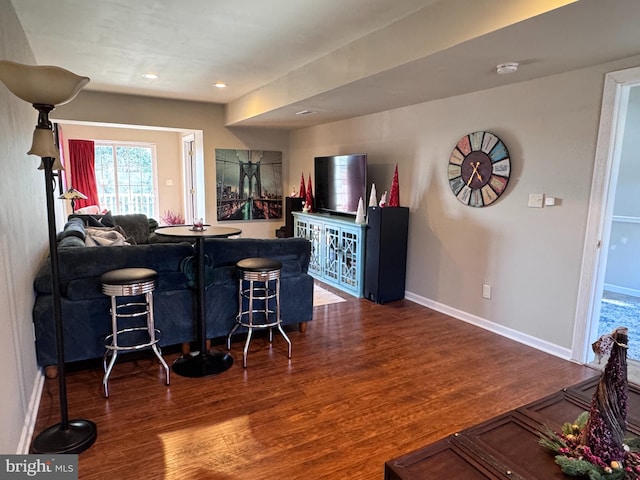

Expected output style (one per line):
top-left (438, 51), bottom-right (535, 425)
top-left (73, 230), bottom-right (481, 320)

top-left (160, 209), bottom-right (185, 225)
top-left (539, 327), bottom-right (640, 479)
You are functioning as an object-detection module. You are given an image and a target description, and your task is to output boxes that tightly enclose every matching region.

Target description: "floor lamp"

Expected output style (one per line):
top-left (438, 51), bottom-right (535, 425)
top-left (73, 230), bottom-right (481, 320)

top-left (59, 188), bottom-right (88, 214)
top-left (0, 60), bottom-right (97, 454)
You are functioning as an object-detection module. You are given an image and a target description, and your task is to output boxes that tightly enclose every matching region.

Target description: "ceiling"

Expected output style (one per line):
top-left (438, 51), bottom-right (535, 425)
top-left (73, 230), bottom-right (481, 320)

top-left (10, 0), bottom-right (640, 130)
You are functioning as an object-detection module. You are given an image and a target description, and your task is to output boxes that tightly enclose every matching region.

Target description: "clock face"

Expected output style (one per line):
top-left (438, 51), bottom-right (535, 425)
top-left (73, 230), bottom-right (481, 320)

top-left (448, 131), bottom-right (511, 207)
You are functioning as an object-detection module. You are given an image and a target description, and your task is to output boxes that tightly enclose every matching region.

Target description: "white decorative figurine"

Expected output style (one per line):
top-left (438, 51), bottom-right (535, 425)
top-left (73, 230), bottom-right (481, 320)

top-left (355, 197), bottom-right (365, 224)
top-left (379, 191), bottom-right (387, 208)
top-left (369, 183), bottom-right (377, 207)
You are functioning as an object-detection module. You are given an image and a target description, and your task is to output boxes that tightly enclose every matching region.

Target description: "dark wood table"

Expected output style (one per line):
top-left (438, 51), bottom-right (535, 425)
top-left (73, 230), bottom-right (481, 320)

top-left (385, 376), bottom-right (640, 479)
top-left (155, 225), bottom-right (241, 377)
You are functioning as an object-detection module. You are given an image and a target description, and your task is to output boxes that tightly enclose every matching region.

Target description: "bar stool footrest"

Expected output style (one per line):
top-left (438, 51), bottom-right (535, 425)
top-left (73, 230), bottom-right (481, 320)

top-left (104, 327), bottom-right (162, 351)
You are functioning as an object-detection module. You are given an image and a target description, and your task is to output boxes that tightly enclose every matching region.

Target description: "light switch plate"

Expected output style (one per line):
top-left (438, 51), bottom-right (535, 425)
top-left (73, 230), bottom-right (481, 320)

top-left (528, 193), bottom-right (544, 208)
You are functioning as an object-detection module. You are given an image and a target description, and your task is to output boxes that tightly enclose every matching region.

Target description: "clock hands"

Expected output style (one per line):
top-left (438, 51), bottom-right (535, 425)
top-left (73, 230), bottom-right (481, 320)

top-left (467, 161), bottom-right (483, 186)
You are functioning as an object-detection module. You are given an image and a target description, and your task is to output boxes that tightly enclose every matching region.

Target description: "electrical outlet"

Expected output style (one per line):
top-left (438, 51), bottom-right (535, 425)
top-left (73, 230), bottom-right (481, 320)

top-left (482, 284), bottom-right (491, 299)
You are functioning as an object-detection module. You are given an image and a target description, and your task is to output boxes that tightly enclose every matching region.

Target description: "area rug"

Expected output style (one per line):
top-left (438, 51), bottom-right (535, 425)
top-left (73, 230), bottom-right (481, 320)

top-left (598, 291), bottom-right (640, 360)
top-left (313, 284), bottom-right (346, 307)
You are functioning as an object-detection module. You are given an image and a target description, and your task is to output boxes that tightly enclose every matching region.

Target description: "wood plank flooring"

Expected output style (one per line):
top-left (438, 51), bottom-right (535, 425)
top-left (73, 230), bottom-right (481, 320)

top-left (33, 292), bottom-right (596, 479)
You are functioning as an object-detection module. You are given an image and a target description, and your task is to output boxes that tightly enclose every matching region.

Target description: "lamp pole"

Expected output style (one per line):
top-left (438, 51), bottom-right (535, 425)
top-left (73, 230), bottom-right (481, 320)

top-left (30, 105), bottom-right (97, 454)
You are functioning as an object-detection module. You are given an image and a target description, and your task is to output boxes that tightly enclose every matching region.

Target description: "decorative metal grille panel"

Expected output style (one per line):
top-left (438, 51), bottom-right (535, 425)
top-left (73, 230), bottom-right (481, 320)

top-left (340, 230), bottom-right (359, 286)
top-left (309, 223), bottom-right (322, 274)
top-left (324, 226), bottom-right (340, 281)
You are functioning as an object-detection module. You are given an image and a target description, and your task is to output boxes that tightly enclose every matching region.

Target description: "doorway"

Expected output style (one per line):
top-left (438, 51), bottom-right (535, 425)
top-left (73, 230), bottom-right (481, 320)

top-left (597, 86), bottom-right (640, 362)
top-left (573, 66), bottom-right (640, 380)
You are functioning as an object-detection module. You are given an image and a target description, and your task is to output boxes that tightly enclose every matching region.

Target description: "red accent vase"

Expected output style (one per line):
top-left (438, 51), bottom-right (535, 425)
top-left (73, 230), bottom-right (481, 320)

top-left (388, 164), bottom-right (400, 207)
top-left (305, 174), bottom-right (314, 212)
top-left (299, 173), bottom-right (306, 199)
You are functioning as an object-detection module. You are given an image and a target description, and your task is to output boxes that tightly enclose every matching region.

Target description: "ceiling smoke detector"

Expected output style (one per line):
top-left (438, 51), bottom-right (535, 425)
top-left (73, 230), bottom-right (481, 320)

top-left (496, 62), bottom-right (519, 75)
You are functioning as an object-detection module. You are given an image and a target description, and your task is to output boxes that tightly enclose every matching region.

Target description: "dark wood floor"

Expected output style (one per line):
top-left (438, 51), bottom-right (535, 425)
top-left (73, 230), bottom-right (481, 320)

top-left (33, 293), bottom-right (596, 479)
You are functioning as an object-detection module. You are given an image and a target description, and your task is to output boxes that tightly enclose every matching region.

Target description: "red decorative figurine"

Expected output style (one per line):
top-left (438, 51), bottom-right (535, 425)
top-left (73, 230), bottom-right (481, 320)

top-left (299, 173), bottom-right (306, 199)
top-left (305, 174), bottom-right (314, 212)
top-left (388, 164), bottom-right (400, 207)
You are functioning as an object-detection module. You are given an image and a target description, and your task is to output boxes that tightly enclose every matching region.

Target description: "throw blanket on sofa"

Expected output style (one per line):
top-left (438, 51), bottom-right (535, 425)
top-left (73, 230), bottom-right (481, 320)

top-left (85, 227), bottom-right (129, 246)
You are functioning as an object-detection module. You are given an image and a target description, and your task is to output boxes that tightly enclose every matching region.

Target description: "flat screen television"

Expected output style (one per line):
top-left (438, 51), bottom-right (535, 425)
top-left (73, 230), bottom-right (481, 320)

top-left (314, 154), bottom-right (367, 216)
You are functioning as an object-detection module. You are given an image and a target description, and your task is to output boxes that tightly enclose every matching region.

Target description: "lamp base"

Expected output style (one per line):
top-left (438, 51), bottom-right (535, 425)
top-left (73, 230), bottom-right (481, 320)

top-left (31, 419), bottom-right (97, 454)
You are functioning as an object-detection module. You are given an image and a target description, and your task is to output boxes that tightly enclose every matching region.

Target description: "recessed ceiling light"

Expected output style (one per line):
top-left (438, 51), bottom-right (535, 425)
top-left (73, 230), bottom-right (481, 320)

top-left (214, 82), bottom-right (227, 88)
top-left (295, 109), bottom-right (317, 116)
top-left (496, 62), bottom-right (519, 75)
top-left (142, 73), bottom-right (158, 79)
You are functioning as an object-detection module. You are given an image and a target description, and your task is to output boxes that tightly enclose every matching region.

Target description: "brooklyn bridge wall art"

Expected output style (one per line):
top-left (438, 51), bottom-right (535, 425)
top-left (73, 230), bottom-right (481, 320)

top-left (215, 149), bottom-right (283, 221)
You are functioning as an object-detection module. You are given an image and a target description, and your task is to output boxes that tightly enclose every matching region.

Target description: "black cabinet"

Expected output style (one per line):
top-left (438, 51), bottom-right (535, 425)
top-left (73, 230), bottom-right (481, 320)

top-left (276, 197), bottom-right (304, 238)
top-left (364, 206), bottom-right (409, 304)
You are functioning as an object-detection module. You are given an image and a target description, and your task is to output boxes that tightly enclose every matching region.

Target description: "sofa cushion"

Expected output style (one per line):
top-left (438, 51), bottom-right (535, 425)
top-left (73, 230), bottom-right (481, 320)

top-left (79, 212), bottom-right (116, 228)
top-left (57, 217), bottom-right (86, 241)
top-left (113, 214), bottom-right (150, 244)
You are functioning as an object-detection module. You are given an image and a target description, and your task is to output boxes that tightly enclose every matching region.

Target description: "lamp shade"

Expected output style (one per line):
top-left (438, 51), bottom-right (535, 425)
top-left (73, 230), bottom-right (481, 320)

top-left (30, 127), bottom-right (64, 170)
top-left (0, 60), bottom-right (89, 106)
top-left (59, 188), bottom-right (87, 200)
top-left (29, 127), bottom-right (60, 159)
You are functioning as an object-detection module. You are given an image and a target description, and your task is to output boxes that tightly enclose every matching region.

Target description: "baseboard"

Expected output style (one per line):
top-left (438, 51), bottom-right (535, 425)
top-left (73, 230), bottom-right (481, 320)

top-left (603, 283), bottom-right (640, 298)
top-left (17, 369), bottom-right (45, 454)
top-left (404, 291), bottom-right (574, 361)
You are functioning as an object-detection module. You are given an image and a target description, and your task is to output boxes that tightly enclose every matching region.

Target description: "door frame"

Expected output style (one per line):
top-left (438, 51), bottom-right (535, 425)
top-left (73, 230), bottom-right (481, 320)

top-left (181, 131), bottom-right (206, 222)
top-left (572, 66), bottom-right (640, 362)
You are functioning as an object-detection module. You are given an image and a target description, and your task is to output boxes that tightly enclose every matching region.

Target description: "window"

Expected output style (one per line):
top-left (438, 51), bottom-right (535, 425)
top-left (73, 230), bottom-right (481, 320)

top-left (94, 143), bottom-right (157, 218)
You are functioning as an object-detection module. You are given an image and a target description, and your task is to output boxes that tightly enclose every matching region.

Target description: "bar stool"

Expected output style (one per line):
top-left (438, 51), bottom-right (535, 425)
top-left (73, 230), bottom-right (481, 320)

top-left (227, 257), bottom-right (292, 367)
top-left (100, 268), bottom-right (170, 397)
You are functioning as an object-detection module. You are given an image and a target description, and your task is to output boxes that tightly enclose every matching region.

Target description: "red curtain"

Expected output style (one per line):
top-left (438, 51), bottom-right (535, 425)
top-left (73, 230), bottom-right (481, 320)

top-left (68, 139), bottom-right (99, 209)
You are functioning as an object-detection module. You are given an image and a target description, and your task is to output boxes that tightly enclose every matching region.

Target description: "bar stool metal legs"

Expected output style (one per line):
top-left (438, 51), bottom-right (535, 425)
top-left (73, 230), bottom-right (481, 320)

top-left (227, 257), bottom-right (292, 367)
top-left (101, 268), bottom-right (170, 397)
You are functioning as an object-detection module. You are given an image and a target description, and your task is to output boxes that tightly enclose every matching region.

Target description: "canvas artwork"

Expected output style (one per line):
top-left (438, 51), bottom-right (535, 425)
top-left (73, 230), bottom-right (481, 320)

top-left (215, 149), bottom-right (283, 221)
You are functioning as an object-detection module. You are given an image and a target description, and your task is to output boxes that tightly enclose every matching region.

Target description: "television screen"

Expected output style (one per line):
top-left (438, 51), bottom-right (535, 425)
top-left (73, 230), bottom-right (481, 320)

top-left (314, 154), bottom-right (367, 215)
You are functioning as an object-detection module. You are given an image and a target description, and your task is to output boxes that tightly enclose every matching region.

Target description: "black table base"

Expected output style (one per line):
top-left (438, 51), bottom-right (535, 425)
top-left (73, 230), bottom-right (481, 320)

top-left (154, 225), bottom-right (241, 379)
top-left (172, 351), bottom-right (234, 378)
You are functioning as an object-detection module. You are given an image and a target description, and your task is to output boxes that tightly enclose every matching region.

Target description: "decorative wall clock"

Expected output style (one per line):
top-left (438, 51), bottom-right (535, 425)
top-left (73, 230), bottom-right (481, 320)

top-left (448, 131), bottom-right (511, 207)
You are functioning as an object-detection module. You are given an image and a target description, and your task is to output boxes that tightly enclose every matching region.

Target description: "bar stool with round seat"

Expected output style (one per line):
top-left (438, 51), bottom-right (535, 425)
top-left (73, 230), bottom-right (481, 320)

top-left (227, 257), bottom-right (292, 367)
top-left (100, 267), bottom-right (170, 397)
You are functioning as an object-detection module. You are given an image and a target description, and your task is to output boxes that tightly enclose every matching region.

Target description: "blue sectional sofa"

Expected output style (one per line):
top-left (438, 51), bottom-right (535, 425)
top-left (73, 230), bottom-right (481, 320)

top-left (32, 214), bottom-right (313, 372)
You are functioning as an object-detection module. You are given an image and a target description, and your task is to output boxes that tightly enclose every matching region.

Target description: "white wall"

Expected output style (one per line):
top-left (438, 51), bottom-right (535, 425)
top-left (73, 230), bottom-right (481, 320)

top-left (54, 94), bottom-right (290, 239)
top-left (0, 0), bottom-right (51, 453)
top-left (289, 55), bottom-right (640, 354)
